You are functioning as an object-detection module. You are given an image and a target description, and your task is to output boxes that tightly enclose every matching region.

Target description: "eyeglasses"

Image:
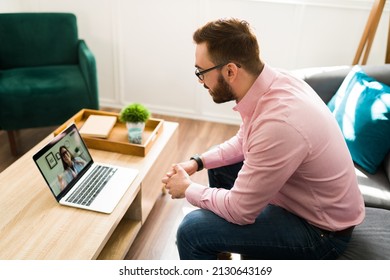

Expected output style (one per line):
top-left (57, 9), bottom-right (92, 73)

top-left (195, 63), bottom-right (241, 81)
top-left (195, 63), bottom-right (227, 81)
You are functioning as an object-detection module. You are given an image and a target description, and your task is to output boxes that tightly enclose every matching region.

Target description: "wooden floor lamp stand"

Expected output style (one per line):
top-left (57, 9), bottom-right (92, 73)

top-left (353, 0), bottom-right (390, 65)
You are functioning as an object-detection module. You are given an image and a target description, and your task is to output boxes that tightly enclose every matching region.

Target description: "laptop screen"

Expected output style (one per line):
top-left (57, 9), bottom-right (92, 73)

top-left (33, 124), bottom-right (93, 201)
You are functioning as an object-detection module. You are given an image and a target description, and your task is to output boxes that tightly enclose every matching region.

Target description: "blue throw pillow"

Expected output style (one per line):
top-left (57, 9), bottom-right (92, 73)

top-left (327, 66), bottom-right (390, 174)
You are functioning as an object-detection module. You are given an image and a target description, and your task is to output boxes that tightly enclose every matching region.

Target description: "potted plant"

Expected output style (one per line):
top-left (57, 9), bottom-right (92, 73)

top-left (119, 103), bottom-right (150, 144)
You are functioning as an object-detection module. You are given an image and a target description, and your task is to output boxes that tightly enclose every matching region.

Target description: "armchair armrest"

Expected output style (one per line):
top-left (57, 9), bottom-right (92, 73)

top-left (78, 40), bottom-right (99, 109)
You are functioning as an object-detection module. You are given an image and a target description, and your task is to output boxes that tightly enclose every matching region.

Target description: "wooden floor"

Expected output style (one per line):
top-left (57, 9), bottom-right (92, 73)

top-left (0, 112), bottom-right (239, 260)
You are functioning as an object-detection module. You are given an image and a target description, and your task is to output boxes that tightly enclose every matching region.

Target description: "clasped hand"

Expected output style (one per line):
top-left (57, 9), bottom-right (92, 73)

top-left (162, 160), bottom-right (197, 199)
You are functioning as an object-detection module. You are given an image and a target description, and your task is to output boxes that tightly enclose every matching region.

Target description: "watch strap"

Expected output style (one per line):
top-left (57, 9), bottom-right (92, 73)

top-left (190, 154), bottom-right (204, 171)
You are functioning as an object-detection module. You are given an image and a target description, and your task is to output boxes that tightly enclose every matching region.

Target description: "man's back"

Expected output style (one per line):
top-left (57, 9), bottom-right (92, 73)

top-left (257, 68), bottom-right (365, 231)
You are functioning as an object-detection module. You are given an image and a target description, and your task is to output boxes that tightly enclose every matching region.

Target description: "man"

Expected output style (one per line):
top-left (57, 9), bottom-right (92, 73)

top-left (162, 18), bottom-right (365, 260)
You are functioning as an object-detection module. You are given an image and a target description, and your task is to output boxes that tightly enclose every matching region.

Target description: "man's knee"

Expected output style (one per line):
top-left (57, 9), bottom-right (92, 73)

top-left (176, 209), bottom-right (209, 256)
top-left (177, 209), bottom-right (219, 243)
top-left (178, 209), bottom-right (207, 236)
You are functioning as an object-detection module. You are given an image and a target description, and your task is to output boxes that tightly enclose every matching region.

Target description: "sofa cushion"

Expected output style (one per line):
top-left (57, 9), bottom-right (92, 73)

top-left (355, 165), bottom-right (390, 210)
top-left (327, 66), bottom-right (390, 174)
top-left (338, 207), bottom-right (390, 259)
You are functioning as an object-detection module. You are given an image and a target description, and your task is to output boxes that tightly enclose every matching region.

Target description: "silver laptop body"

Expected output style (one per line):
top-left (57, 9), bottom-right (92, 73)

top-left (33, 123), bottom-right (138, 214)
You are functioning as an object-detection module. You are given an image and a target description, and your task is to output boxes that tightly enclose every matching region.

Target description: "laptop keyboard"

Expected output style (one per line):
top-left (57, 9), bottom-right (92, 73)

top-left (66, 165), bottom-right (117, 206)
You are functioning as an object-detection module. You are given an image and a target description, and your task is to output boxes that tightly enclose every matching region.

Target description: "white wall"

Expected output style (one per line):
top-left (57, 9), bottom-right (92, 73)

top-left (0, 0), bottom-right (21, 11)
top-left (1, 0), bottom-right (389, 124)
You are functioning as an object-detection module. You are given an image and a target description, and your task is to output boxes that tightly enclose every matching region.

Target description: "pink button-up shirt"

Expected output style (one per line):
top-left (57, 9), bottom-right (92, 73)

top-left (186, 64), bottom-right (365, 230)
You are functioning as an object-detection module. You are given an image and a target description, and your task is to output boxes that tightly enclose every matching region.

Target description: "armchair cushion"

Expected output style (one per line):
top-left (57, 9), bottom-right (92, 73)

top-left (327, 66), bottom-right (390, 174)
top-left (0, 65), bottom-right (90, 129)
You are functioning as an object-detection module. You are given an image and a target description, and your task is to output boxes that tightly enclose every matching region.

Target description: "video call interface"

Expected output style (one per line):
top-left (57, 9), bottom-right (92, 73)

top-left (34, 125), bottom-right (92, 198)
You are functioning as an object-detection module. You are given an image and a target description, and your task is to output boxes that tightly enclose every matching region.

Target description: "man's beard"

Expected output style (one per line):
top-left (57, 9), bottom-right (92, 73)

top-left (205, 74), bottom-right (236, 104)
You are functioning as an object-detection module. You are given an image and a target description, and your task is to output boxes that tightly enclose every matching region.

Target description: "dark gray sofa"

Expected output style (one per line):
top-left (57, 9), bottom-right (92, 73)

top-left (338, 207), bottom-right (390, 259)
top-left (293, 64), bottom-right (390, 259)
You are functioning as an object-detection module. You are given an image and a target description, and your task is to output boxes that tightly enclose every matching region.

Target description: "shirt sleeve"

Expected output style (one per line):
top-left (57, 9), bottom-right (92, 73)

top-left (185, 120), bottom-right (309, 225)
top-left (202, 123), bottom-right (245, 169)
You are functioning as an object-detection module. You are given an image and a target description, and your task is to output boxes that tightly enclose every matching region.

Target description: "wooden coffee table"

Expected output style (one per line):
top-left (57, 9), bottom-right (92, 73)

top-left (0, 121), bottom-right (178, 259)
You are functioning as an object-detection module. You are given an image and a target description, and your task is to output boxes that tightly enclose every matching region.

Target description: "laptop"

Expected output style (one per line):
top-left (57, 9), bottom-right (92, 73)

top-left (33, 123), bottom-right (139, 214)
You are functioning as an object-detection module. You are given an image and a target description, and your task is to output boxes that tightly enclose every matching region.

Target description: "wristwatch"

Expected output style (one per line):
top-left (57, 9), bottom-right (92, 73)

top-left (190, 154), bottom-right (204, 171)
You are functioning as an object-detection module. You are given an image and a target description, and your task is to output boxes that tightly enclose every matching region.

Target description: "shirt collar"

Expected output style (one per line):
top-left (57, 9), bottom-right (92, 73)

top-left (233, 63), bottom-right (277, 119)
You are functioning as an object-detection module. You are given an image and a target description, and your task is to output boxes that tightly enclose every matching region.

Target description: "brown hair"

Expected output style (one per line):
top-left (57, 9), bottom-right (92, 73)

top-left (193, 18), bottom-right (263, 76)
top-left (59, 145), bottom-right (74, 169)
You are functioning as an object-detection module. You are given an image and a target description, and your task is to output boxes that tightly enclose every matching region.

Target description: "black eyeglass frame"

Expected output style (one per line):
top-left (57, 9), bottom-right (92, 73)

top-left (195, 62), bottom-right (241, 81)
top-left (195, 63), bottom-right (227, 81)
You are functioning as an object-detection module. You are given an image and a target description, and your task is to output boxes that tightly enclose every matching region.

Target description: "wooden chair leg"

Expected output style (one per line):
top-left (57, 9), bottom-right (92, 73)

top-left (7, 130), bottom-right (18, 156)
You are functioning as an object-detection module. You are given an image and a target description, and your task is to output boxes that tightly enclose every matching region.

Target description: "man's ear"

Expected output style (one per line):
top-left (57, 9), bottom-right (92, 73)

top-left (226, 63), bottom-right (238, 81)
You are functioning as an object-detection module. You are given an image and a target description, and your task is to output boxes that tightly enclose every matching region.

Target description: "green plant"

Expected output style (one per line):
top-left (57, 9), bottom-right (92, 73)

top-left (119, 103), bottom-right (150, 123)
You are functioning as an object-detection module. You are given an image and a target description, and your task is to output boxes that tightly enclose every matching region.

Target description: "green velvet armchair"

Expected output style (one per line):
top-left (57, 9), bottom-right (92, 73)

top-left (0, 13), bottom-right (99, 155)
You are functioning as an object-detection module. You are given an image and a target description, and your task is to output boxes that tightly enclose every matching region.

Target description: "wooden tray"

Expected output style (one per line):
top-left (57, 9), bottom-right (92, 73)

top-left (53, 109), bottom-right (164, 157)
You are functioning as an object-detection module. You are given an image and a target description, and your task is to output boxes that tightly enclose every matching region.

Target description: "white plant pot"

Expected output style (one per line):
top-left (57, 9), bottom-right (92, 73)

top-left (126, 122), bottom-right (145, 144)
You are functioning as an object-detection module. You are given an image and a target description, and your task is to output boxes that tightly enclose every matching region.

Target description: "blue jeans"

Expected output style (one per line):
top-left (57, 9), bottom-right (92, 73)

top-left (177, 162), bottom-right (351, 260)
